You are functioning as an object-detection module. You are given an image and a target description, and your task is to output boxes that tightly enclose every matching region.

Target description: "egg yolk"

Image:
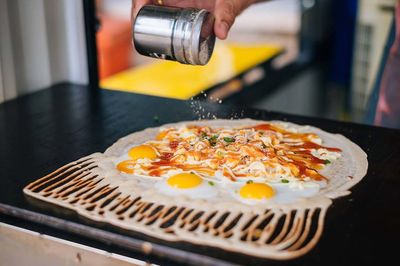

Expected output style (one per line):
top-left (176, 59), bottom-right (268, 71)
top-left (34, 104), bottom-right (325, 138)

top-left (167, 173), bottom-right (202, 189)
top-left (117, 160), bottom-right (136, 174)
top-left (156, 130), bottom-right (168, 140)
top-left (239, 183), bottom-right (275, 200)
top-left (128, 145), bottom-right (157, 161)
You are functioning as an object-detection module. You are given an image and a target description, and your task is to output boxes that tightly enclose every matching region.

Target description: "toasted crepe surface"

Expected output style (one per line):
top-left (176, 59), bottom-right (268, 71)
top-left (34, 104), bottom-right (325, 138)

top-left (24, 119), bottom-right (368, 260)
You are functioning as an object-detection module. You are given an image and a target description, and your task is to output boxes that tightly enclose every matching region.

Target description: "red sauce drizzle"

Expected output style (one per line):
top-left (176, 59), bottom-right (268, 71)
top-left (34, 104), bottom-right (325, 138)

top-left (125, 123), bottom-right (341, 182)
top-left (169, 141), bottom-right (179, 150)
top-left (299, 141), bottom-right (342, 152)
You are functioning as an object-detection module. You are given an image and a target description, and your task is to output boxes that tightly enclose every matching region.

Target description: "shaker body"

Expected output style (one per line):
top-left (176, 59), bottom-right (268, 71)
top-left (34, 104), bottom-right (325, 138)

top-left (134, 6), bottom-right (177, 60)
top-left (133, 5), bottom-right (215, 65)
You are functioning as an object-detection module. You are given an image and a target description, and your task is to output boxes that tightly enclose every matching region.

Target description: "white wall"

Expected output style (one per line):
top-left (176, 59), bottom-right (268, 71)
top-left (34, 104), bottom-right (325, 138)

top-left (0, 0), bottom-right (88, 103)
top-left (232, 0), bottom-right (300, 34)
top-left (44, 0), bottom-right (89, 86)
top-left (0, 0), bottom-right (18, 102)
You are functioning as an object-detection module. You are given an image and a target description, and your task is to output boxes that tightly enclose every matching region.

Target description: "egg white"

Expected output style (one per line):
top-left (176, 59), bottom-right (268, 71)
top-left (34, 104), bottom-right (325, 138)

top-left (227, 180), bottom-right (322, 205)
top-left (155, 177), bottom-right (218, 199)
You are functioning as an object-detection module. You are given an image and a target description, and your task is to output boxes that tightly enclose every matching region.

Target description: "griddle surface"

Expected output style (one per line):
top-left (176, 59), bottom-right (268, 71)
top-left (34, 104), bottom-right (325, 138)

top-left (1, 83), bottom-right (400, 265)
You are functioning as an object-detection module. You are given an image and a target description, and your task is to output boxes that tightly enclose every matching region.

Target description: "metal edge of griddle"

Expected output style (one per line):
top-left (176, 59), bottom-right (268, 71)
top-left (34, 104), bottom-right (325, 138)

top-left (0, 203), bottom-right (239, 266)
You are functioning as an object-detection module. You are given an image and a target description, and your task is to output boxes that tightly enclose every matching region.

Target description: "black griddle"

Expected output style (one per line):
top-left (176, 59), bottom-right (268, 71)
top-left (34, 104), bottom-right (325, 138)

top-left (1, 83), bottom-right (400, 265)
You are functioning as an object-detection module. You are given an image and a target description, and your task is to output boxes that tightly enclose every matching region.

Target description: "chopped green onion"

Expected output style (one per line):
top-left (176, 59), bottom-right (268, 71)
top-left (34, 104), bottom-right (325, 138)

top-left (246, 180), bottom-right (254, 184)
top-left (324, 159), bottom-right (331, 164)
top-left (223, 137), bottom-right (235, 143)
top-left (281, 179), bottom-right (289, 183)
top-left (201, 132), bottom-right (207, 139)
top-left (208, 135), bottom-right (218, 146)
top-left (208, 181), bottom-right (215, 186)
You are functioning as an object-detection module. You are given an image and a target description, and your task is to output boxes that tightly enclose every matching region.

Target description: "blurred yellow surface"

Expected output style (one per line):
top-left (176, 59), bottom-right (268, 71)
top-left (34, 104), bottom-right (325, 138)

top-left (101, 43), bottom-right (282, 100)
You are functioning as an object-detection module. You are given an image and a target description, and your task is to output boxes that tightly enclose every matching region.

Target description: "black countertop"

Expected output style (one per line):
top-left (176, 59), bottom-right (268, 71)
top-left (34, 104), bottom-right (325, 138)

top-left (1, 83), bottom-right (400, 265)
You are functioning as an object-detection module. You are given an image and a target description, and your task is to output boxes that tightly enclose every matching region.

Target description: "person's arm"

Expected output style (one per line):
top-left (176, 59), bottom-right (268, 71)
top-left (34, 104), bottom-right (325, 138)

top-left (131, 0), bottom-right (265, 40)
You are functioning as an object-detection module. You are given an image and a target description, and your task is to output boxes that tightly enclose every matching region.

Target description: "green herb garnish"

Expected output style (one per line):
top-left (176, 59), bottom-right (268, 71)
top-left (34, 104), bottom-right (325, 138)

top-left (201, 132), bottom-right (207, 139)
top-left (208, 181), bottom-right (215, 186)
top-left (246, 180), bottom-right (254, 184)
top-left (324, 159), bottom-right (331, 164)
top-left (208, 135), bottom-right (218, 146)
top-left (281, 179), bottom-right (289, 183)
top-left (223, 137), bottom-right (235, 143)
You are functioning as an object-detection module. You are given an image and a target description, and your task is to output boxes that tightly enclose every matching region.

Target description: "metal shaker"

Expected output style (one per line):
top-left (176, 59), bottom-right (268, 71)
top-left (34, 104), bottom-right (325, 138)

top-left (133, 5), bottom-right (216, 65)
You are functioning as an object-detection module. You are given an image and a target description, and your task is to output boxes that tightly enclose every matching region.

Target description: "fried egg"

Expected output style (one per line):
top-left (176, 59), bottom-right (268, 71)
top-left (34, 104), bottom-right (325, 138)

top-left (115, 145), bottom-right (159, 175)
top-left (229, 180), bottom-right (322, 205)
top-left (155, 173), bottom-right (217, 199)
top-left (128, 145), bottom-right (157, 160)
top-left (240, 182), bottom-right (275, 200)
top-left (116, 160), bottom-right (136, 174)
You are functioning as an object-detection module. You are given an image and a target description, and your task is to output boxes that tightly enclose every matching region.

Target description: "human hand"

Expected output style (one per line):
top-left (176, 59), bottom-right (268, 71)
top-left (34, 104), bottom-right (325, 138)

top-left (132, 0), bottom-right (259, 40)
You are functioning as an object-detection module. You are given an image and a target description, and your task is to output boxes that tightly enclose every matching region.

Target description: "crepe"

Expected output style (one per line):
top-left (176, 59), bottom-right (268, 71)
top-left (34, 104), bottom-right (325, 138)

top-left (23, 119), bottom-right (368, 260)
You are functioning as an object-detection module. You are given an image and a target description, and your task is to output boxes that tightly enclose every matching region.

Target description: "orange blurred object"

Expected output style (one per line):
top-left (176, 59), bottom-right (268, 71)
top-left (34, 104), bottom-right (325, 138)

top-left (96, 14), bottom-right (132, 79)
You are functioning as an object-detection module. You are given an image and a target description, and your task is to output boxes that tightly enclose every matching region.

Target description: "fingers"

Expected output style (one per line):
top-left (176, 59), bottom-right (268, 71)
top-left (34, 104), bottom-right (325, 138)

top-left (213, 0), bottom-right (239, 40)
top-left (131, 0), bottom-right (153, 22)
